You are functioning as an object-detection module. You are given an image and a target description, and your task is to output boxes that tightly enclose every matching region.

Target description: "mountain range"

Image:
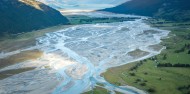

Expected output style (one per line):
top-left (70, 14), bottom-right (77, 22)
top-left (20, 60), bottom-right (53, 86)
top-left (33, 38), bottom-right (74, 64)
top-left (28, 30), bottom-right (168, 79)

top-left (103, 0), bottom-right (190, 21)
top-left (0, 0), bottom-right (69, 36)
top-left (37, 0), bottom-right (129, 10)
top-left (1, 0), bottom-right (190, 37)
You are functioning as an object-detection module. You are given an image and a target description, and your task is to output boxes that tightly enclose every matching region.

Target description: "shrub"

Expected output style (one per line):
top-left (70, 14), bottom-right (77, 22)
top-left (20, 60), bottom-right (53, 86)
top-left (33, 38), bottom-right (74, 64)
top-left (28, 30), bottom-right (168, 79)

top-left (163, 54), bottom-right (167, 60)
top-left (134, 81), bottom-right (138, 83)
top-left (140, 83), bottom-right (146, 86)
top-left (136, 79), bottom-right (141, 82)
top-left (144, 72), bottom-right (148, 75)
top-left (188, 50), bottom-right (190, 54)
top-left (129, 72), bottom-right (135, 76)
top-left (175, 47), bottom-right (185, 53)
top-left (114, 82), bottom-right (121, 86)
top-left (147, 88), bottom-right (156, 93)
top-left (158, 78), bottom-right (162, 80)
top-left (143, 59), bottom-right (147, 62)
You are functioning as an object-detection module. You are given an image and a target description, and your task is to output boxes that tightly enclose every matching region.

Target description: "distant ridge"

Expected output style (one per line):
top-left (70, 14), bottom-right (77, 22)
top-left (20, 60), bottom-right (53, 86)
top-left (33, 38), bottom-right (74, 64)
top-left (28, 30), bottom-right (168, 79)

top-left (0, 0), bottom-right (69, 36)
top-left (102, 0), bottom-right (190, 21)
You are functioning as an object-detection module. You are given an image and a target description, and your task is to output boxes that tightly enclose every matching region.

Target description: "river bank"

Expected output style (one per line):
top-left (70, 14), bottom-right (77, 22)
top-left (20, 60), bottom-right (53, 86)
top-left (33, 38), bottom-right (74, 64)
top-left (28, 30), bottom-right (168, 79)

top-left (101, 19), bottom-right (190, 94)
top-left (0, 25), bottom-right (71, 80)
top-left (0, 24), bottom-right (70, 93)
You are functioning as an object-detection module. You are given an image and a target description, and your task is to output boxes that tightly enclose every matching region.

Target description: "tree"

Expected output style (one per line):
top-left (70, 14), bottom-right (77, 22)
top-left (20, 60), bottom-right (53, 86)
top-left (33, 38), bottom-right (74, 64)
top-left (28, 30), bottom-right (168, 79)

top-left (188, 50), bottom-right (190, 54)
top-left (140, 83), bottom-right (146, 86)
top-left (163, 54), bottom-right (167, 60)
top-left (129, 72), bottom-right (135, 76)
top-left (147, 88), bottom-right (156, 93)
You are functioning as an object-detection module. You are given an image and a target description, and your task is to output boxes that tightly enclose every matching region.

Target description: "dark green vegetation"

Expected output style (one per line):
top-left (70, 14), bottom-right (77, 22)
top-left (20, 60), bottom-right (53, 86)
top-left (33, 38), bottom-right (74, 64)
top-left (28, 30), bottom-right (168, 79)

top-left (103, 0), bottom-right (190, 22)
top-left (83, 87), bottom-right (109, 94)
top-left (0, 0), bottom-right (69, 37)
top-left (102, 20), bottom-right (190, 94)
top-left (157, 63), bottom-right (190, 68)
top-left (83, 83), bottom-right (123, 94)
top-left (66, 15), bottom-right (140, 25)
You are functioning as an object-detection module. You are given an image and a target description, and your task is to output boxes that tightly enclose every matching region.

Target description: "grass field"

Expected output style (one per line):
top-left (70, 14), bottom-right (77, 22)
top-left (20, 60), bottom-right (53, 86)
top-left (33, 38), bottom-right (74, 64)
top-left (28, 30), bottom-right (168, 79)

top-left (101, 20), bottom-right (190, 94)
top-left (66, 15), bottom-right (139, 25)
top-left (83, 86), bottom-right (109, 94)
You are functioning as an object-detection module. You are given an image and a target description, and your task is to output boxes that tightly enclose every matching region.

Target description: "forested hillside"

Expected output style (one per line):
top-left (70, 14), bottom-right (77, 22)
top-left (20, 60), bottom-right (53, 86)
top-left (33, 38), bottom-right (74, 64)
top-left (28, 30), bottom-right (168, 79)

top-left (103, 0), bottom-right (190, 21)
top-left (0, 0), bottom-right (69, 36)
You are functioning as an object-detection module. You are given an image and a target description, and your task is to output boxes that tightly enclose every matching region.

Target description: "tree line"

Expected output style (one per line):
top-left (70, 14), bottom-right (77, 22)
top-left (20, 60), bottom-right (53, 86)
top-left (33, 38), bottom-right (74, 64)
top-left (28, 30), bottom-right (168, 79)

top-left (157, 63), bottom-right (190, 68)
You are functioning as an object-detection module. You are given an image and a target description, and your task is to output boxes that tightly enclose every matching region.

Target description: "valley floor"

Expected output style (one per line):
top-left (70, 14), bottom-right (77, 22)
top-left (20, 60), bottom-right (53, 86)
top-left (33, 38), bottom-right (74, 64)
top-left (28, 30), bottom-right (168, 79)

top-left (0, 25), bottom-right (71, 80)
top-left (0, 12), bottom-right (189, 94)
top-left (99, 20), bottom-right (190, 94)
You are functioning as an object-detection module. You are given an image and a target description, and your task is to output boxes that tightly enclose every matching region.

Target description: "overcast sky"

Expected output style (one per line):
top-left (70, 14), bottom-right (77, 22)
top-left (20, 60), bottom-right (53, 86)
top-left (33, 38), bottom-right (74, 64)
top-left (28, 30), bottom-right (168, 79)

top-left (38, 0), bottom-right (130, 10)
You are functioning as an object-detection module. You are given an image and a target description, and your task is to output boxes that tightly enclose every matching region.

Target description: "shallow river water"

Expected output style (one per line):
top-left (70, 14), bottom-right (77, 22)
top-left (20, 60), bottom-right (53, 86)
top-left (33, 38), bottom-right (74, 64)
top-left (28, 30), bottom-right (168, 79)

top-left (0, 12), bottom-right (170, 94)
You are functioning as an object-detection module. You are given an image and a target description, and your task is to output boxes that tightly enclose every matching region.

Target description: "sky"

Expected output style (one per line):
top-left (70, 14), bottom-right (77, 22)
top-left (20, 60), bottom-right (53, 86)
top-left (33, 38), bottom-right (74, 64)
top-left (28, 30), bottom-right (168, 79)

top-left (37, 0), bottom-right (129, 10)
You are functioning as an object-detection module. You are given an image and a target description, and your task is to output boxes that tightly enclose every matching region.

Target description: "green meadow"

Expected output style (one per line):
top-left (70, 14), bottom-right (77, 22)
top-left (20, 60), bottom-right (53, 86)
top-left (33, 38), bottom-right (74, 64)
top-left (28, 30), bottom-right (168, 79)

top-left (102, 19), bottom-right (190, 94)
top-left (66, 15), bottom-right (139, 25)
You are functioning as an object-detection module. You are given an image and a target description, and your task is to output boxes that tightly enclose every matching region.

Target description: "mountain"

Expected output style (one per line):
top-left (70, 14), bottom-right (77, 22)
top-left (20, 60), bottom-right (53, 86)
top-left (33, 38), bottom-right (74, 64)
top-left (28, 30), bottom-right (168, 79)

top-left (0, 0), bottom-right (69, 36)
top-left (103, 0), bottom-right (190, 21)
top-left (37, 0), bottom-right (129, 10)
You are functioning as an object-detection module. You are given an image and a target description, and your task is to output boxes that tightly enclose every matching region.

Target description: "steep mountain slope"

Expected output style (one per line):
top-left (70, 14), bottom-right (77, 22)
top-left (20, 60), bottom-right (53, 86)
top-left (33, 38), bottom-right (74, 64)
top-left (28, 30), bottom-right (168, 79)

top-left (103, 0), bottom-right (190, 21)
top-left (0, 0), bottom-right (69, 36)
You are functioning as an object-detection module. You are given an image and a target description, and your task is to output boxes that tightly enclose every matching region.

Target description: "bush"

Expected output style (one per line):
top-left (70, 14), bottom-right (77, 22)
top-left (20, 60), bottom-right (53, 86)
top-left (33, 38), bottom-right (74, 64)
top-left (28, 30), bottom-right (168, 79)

top-left (144, 72), bottom-right (148, 75)
top-left (158, 77), bottom-right (162, 80)
top-left (163, 54), bottom-right (167, 60)
top-left (129, 72), bottom-right (135, 76)
top-left (136, 79), bottom-right (141, 82)
top-left (175, 44), bottom-right (190, 53)
top-left (143, 59), bottom-right (147, 62)
top-left (150, 56), bottom-right (157, 61)
top-left (114, 82), bottom-right (121, 86)
top-left (129, 61), bottom-right (144, 71)
top-left (147, 88), bottom-right (156, 93)
top-left (157, 63), bottom-right (172, 67)
top-left (177, 85), bottom-right (190, 91)
top-left (188, 50), bottom-right (190, 54)
top-left (134, 81), bottom-right (138, 83)
top-left (140, 83), bottom-right (146, 86)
